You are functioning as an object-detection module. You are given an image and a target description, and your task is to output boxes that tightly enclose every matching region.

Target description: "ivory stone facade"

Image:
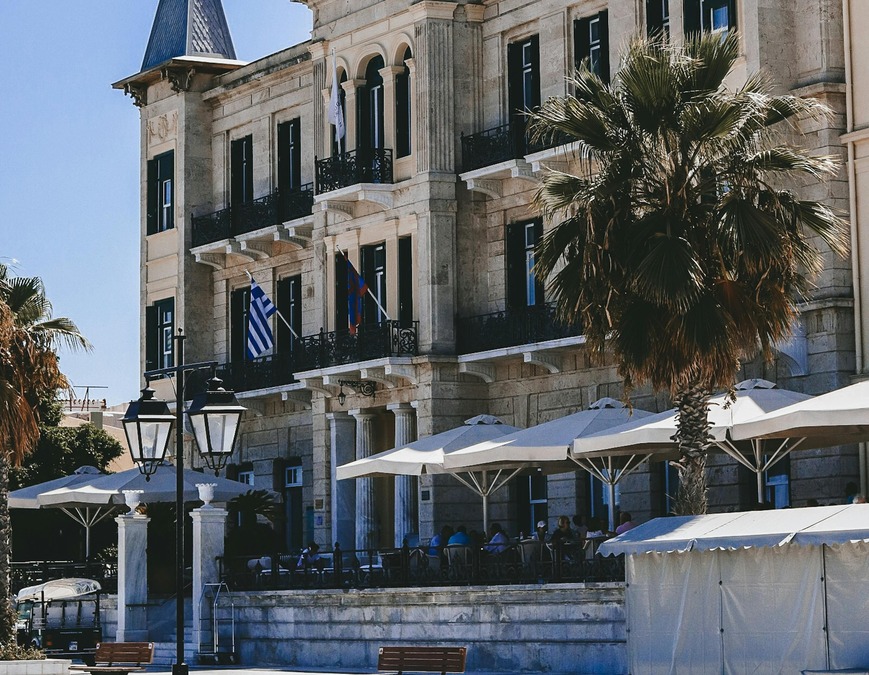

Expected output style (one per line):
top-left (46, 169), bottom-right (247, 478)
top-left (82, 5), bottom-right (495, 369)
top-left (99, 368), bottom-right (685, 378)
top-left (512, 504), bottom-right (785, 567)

top-left (116, 0), bottom-right (865, 556)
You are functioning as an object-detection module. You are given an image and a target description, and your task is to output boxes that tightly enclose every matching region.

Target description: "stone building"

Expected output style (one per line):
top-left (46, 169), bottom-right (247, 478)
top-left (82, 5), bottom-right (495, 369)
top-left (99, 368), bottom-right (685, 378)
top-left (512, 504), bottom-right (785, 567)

top-left (115, 0), bottom-right (860, 555)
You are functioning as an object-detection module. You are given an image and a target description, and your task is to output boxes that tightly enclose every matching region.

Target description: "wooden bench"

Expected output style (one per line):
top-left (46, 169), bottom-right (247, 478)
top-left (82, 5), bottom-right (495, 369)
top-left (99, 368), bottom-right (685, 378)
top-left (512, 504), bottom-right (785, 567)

top-left (378, 646), bottom-right (467, 675)
top-left (69, 642), bottom-right (154, 675)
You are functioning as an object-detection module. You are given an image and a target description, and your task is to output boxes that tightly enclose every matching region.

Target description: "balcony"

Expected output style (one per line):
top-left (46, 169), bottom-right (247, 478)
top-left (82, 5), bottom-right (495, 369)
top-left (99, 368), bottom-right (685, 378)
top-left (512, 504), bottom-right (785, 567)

top-left (461, 123), bottom-right (523, 173)
top-left (457, 303), bottom-right (581, 355)
top-left (315, 148), bottom-right (393, 194)
top-left (295, 320), bottom-right (418, 372)
top-left (191, 184), bottom-right (314, 248)
top-left (216, 352), bottom-right (297, 393)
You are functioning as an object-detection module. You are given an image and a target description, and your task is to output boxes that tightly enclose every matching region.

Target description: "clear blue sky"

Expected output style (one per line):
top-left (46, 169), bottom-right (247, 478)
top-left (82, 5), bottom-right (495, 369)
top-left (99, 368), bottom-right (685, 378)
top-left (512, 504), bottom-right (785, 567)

top-left (0, 1), bottom-right (313, 406)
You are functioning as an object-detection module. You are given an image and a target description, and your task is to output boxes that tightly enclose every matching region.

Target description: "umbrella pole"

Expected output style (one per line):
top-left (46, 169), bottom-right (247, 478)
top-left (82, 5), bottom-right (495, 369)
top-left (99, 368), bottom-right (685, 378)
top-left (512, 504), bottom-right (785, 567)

top-left (85, 524), bottom-right (91, 560)
top-left (482, 471), bottom-right (489, 532)
top-left (754, 440), bottom-right (765, 504)
top-left (607, 482), bottom-right (616, 533)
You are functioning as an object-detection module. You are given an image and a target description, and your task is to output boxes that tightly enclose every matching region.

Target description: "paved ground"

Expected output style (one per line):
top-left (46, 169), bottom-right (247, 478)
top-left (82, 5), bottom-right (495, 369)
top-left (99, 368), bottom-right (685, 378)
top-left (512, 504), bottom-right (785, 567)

top-left (146, 669), bottom-right (372, 674)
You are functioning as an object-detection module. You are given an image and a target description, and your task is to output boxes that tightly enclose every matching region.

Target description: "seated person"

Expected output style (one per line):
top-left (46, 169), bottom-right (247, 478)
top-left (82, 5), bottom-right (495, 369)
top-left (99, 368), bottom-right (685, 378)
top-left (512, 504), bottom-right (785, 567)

top-left (297, 541), bottom-right (325, 570)
top-left (532, 520), bottom-right (549, 542)
top-left (615, 511), bottom-right (636, 535)
top-left (484, 522), bottom-right (510, 554)
top-left (550, 515), bottom-right (575, 547)
top-left (447, 524), bottom-right (470, 546)
top-left (428, 525), bottom-right (454, 556)
top-left (585, 517), bottom-right (607, 539)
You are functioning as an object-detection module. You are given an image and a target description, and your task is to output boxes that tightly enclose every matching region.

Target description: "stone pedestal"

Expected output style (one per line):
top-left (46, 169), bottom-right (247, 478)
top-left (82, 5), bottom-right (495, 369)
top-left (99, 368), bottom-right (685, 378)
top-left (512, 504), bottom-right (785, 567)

top-left (351, 409), bottom-right (378, 551)
top-left (389, 403), bottom-right (418, 546)
top-left (115, 513), bottom-right (150, 642)
top-left (191, 502), bottom-right (228, 651)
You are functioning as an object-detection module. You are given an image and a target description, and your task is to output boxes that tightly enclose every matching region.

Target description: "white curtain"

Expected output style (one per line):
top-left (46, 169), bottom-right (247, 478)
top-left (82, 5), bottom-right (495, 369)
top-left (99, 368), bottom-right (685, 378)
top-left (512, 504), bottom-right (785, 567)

top-left (825, 541), bottom-right (869, 669)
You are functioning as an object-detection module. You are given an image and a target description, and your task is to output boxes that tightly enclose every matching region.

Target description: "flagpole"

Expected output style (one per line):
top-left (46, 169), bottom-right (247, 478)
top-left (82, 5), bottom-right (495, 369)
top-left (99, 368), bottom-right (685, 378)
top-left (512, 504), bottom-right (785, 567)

top-left (245, 270), bottom-right (300, 340)
top-left (336, 246), bottom-right (392, 321)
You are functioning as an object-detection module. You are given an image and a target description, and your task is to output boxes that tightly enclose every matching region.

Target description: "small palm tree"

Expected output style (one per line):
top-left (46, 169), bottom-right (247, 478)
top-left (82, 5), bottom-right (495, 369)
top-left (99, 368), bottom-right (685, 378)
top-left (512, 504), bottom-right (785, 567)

top-left (0, 264), bottom-right (90, 643)
top-left (530, 33), bottom-right (848, 515)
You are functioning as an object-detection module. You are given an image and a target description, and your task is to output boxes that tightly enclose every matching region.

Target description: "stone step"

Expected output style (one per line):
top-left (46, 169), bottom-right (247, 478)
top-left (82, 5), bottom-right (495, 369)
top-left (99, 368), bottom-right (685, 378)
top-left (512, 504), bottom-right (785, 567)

top-left (151, 641), bottom-right (197, 668)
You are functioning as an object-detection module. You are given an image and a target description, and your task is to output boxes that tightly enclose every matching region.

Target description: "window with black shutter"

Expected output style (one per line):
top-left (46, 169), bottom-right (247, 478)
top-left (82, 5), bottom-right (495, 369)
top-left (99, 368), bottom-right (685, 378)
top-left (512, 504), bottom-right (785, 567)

top-left (396, 47), bottom-right (413, 158)
top-left (361, 242), bottom-right (387, 324)
top-left (506, 219), bottom-right (544, 309)
top-left (277, 120), bottom-right (301, 221)
top-left (646, 0), bottom-right (670, 38)
top-left (359, 56), bottom-right (386, 150)
top-left (146, 151), bottom-right (174, 235)
top-left (398, 236), bottom-right (413, 327)
top-left (335, 254), bottom-right (349, 331)
top-left (145, 298), bottom-right (174, 371)
top-left (277, 275), bottom-right (302, 353)
top-left (574, 12), bottom-right (610, 84)
top-left (231, 135), bottom-right (254, 207)
top-left (507, 35), bottom-right (540, 155)
top-left (684, 0), bottom-right (736, 35)
top-left (231, 286), bottom-right (251, 363)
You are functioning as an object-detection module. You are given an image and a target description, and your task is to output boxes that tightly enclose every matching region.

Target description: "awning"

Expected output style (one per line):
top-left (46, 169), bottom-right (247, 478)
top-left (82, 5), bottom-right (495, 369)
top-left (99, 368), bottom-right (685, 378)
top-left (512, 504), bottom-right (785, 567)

top-left (599, 504), bottom-right (869, 556)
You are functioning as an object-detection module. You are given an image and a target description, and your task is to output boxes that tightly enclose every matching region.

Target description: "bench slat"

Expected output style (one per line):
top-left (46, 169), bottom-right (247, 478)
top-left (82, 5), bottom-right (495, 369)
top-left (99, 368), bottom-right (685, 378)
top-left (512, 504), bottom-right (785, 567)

top-left (378, 646), bottom-right (466, 674)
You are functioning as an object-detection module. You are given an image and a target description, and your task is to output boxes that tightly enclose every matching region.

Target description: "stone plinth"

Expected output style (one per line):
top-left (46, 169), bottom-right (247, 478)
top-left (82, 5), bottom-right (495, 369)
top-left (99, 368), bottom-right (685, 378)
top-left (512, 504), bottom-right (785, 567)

top-left (115, 513), bottom-right (150, 642)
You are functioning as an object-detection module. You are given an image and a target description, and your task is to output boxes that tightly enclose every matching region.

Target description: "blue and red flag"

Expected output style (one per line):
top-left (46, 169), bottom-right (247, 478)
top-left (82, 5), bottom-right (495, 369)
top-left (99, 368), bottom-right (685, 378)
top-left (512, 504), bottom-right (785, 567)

top-left (344, 252), bottom-right (368, 335)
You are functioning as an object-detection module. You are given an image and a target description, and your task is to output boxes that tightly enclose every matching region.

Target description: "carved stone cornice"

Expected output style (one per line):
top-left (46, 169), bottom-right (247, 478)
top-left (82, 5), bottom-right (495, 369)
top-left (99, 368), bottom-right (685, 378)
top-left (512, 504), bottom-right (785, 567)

top-left (162, 66), bottom-right (196, 92)
top-left (124, 83), bottom-right (147, 108)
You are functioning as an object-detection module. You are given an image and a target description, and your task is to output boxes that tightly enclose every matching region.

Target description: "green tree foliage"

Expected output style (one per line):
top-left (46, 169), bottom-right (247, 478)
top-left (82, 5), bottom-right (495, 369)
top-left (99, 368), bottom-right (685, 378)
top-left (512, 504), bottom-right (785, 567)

top-left (529, 33), bottom-right (848, 514)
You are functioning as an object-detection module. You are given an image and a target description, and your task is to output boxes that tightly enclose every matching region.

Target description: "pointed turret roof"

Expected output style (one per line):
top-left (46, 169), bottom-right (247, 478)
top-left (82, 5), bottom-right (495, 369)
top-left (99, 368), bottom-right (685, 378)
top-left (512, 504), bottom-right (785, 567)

top-left (141, 0), bottom-right (237, 71)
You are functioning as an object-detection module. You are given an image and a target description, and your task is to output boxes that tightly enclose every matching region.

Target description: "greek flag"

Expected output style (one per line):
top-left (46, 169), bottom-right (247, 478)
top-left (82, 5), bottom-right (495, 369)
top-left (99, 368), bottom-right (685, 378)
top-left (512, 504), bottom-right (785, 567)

top-left (247, 279), bottom-right (277, 359)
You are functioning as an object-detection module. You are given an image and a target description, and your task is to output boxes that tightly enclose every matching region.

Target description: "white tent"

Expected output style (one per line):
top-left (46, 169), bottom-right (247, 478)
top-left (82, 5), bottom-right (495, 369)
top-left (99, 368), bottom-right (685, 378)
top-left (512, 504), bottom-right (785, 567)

top-left (336, 415), bottom-right (521, 530)
top-left (600, 505), bottom-right (869, 674)
top-left (731, 378), bottom-right (869, 448)
top-left (443, 399), bottom-right (655, 531)
top-left (572, 380), bottom-right (813, 503)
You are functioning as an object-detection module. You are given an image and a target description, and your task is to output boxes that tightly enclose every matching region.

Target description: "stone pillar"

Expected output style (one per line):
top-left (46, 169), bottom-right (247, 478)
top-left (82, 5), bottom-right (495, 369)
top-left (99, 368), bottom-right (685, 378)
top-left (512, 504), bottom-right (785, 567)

top-left (115, 512), bottom-right (150, 642)
top-left (380, 65), bottom-right (404, 154)
top-left (342, 80), bottom-right (366, 152)
top-left (328, 411), bottom-right (356, 550)
top-left (414, 12), bottom-right (457, 172)
top-left (389, 403), bottom-right (418, 546)
top-left (350, 409), bottom-right (378, 551)
top-left (190, 495), bottom-right (228, 652)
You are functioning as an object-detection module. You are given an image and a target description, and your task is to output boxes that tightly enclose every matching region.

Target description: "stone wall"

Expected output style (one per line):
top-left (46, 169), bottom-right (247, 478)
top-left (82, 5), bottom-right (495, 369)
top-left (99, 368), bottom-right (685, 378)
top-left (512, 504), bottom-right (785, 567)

top-left (219, 583), bottom-right (626, 674)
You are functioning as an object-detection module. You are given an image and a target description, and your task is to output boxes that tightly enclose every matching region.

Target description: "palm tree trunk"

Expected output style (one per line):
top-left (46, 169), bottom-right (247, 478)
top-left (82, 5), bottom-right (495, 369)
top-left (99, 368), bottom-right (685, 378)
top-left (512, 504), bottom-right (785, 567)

top-left (0, 450), bottom-right (16, 642)
top-left (672, 383), bottom-right (711, 515)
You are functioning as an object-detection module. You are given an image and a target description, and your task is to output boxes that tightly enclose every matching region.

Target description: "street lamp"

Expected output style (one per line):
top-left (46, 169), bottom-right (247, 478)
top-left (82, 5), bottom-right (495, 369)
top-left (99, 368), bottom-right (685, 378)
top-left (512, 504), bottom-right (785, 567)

top-left (122, 330), bottom-right (244, 675)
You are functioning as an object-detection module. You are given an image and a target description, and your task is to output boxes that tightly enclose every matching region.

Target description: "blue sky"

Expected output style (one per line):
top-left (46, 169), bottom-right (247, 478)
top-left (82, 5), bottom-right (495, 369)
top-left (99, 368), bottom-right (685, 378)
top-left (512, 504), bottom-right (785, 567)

top-left (0, 1), bottom-right (313, 406)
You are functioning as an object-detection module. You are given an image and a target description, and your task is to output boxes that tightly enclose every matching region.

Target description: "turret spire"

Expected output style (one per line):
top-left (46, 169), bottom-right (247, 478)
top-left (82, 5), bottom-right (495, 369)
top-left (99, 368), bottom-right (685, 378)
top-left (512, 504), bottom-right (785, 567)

top-left (141, 0), bottom-right (237, 71)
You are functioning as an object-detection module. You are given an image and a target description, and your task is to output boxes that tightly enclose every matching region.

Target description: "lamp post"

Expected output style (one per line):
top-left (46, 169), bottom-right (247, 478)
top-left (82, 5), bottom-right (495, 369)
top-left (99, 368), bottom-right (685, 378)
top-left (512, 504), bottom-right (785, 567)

top-left (122, 330), bottom-right (244, 675)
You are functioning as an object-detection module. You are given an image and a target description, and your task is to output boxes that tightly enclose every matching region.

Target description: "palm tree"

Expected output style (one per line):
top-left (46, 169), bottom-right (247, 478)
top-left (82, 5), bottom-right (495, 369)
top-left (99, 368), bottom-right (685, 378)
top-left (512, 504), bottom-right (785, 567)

top-left (0, 264), bottom-right (90, 643)
top-left (529, 33), bottom-right (848, 515)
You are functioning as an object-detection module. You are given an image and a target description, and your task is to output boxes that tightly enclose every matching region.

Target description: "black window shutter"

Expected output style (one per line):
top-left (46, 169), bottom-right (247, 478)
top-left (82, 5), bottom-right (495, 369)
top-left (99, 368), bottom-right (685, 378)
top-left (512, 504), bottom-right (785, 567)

top-left (146, 158), bottom-right (157, 235)
top-left (277, 276), bottom-right (291, 353)
top-left (230, 139), bottom-right (243, 206)
top-left (335, 254), bottom-right (349, 331)
top-left (145, 304), bottom-right (158, 371)
top-left (574, 18), bottom-right (591, 72)
top-left (506, 222), bottom-right (526, 309)
top-left (528, 35), bottom-right (541, 110)
top-left (398, 236), bottom-right (413, 326)
top-left (727, 0), bottom-right (737, 30)
top-left (533, 219), bottom-right (545, 305)
top-left (361, 245), bottom-right (374, 325)
top-left (158, 152), bottom-right (174, 230)
top-left (243, 137), bottom-right (253, 202)
top-left (231, 287), bottom-right (249, 362)
top-left (507, 41), bottom-right (523, 117)
top-left (291, 121), bottom-right (301, 190)
top-left (396, 68), bottom-right (411, 158)
top-left (277, 122), bottom-right (289, 194)
top-left (684, 0), bottom-right (701, 34)
top-left (598, 12), bottom-right (610, 85)
top-left (646, 0), bottom-right (664, 36)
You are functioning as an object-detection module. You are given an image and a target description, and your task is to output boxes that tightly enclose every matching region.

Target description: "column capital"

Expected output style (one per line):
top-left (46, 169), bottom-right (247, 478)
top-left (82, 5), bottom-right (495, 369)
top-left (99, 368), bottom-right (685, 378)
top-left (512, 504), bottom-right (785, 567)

top-left (409, 1), bottom-right (458, 23)
top-left (342, 79), bottom-right (366, 95)
top-left (387, 402), bottom-right (415, 414)
top-left (349, 408), bottom-right (378, 421)
top-left (326, 410), bottom-right (352, 421)
top-left (380, 65), bottom-right (406, 80)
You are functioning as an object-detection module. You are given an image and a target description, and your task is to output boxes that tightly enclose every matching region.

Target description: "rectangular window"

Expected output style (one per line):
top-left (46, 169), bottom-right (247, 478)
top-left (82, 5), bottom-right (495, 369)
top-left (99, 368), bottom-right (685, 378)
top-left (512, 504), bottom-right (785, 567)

top-left (398, 236), bottom-right (413, 327)
top-left (361, 242), bottom-right (387, 324)
top-left (514, 473), bottom-right (548, 538)
top-left (507, 35), bottom-right (540, 154)
top-left (506, 219), bottom-right (544, 309)
top-left (230, 286), bottom-right (251, 363)
top-left (396, 60), bottom-right (412, 158)
top-left (230, 135), bottom-right (254, 206)
top-left (145, 298), bottom-right (174, 371)
top-left (146, 151), bottom-right (174, 234)
top-left (277, 119), bottom-right (302, 219)
top-left (334, 253), bottom-right (349, 331)
top-left (684, 0), bottom-right (736, 36)
top-left (285, 464), bottom-right (303, 488)
top-left (588, 473), bottom-right (619, 524)
top-left (646, 0), bottom-right (670, 38)
top-left (764, 455), bottom-right (791, 509)
top-left (237, 470), bottom-right (255, 486)
top-left (277, 275), bottom-right (302, 353)
top-left (574, 12), bottom-right (610, 84)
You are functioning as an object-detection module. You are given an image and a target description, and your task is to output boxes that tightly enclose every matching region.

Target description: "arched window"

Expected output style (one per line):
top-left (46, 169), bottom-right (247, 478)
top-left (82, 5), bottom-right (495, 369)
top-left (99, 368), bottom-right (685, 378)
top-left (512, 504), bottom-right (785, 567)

top-left (396, 47), bottom-right (412, 158)
top-left (359, 55), bottom-right (385, 149)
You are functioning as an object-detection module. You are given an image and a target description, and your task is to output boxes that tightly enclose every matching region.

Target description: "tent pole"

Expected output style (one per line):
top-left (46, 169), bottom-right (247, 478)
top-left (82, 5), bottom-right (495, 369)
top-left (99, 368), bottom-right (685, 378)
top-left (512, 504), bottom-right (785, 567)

top-left (607, 482), bottom-right (616, 532)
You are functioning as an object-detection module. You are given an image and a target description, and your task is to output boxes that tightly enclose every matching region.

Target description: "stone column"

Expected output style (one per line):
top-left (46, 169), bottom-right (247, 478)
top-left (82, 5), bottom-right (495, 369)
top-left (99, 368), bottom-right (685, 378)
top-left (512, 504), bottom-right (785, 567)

top-left (379, 65), bottom-right (405, 154)
top-left (414, 13), bottom-right (457, 172)
top-left (350, 409), bottom-right (378, 551)
top-left (342, 79), bottom-right (366, 152)
top-left (389, 403), bottom-right (418, 546)
top-left (190, 493), bottom-right (228, 652)
top-left (328, 411), bottom-right (356, 550)
top-left (115, 512), bottom-right (150, 642)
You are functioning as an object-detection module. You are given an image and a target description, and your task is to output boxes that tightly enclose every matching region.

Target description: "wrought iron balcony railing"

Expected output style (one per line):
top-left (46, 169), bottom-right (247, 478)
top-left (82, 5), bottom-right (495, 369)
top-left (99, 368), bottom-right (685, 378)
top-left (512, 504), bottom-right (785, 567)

top-left (215, 352), bottom-right (297, 393)
top-left (191, 184), bottom-right (315, 248)
top-left (456, 303), bottom-right (582, 354)
top-left (294, 320), bottom-right (419, 371)
top-left (461, 123), bottom-right (575, 173)
top-left (315, 148), bottom-right (393, 194)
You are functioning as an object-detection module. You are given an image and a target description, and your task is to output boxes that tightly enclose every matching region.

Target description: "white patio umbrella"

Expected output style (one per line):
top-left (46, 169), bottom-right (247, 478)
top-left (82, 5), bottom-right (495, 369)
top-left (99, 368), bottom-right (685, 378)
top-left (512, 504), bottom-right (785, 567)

top-left (731, 379), bottom-right (869, 450)
top-left (442, 399), bottom-right (655, 532)
top-left (10, 466), bottom-right (115, 559)
top-left (572, 380), bottom-right (814, 506)
top-left (336, 414), bottom-right (521, 531)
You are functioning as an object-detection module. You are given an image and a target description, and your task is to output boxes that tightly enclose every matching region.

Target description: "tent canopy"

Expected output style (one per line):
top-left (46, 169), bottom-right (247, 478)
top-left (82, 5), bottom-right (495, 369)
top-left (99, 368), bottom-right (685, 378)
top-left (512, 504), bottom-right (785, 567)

top-left (599, 504), bottom-right (869, 556)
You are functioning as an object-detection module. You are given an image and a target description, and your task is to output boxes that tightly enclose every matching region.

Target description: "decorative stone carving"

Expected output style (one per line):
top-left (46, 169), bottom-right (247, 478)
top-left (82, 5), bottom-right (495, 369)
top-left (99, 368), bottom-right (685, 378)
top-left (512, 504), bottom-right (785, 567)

top-left (147, 111), bottom-right (178, 147)
top-left (124, 83), bottom-right (147, 107)
top-left (162, 66), bottom-right (196, 92)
